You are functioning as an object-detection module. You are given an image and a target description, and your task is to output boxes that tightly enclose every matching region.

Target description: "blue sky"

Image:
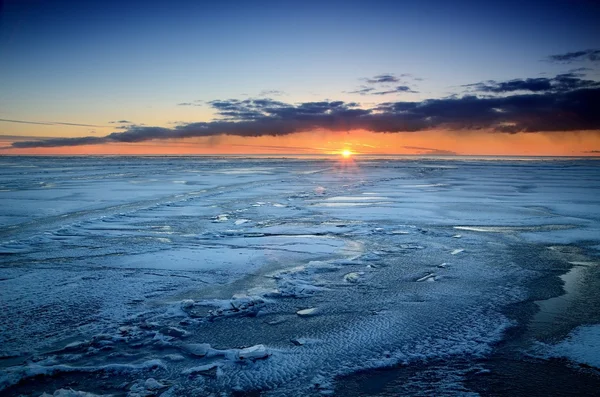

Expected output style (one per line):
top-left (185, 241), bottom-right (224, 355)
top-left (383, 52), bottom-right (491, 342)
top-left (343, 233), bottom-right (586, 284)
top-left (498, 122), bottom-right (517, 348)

top-left (0, 0), bottom-right (599, 154)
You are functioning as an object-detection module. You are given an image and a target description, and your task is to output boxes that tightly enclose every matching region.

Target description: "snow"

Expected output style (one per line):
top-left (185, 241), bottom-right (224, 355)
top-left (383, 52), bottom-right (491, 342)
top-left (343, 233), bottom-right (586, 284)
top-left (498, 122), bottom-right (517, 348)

top-left (1, 156), bottom-right (599, 395)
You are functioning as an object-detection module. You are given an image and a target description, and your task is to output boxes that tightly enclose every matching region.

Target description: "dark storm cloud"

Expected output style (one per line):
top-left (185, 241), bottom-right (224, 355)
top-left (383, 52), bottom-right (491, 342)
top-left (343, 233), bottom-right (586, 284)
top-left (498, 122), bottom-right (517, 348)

top-left (466, 74), bottom-right (600, 93)
top-left (546, 49), bottom-right (600, 63)
top-left (9, 73), bottom-right (600, 149)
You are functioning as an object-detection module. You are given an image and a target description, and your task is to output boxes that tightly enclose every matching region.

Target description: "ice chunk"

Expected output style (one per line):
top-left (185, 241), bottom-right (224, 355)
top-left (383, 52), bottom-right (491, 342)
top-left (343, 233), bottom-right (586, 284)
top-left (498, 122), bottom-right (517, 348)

top-left (297, 308), bottom-right (319, 317)
top-left (291, 337), bottom-right (318, 346)
top-left (158, 327), bottom-right (189, 338)
top-left (234, 219), bottom-right (250, 225)
top-left (344, 272), bottom-right (364, 283)
top-left (144, 378), bottom-right (166, 391)
top-left (181, 343), bottom-right (211, 357)
top-left (236, 344), bottom-right (270, 361)
top-left (359, 252), bottom-right (381, 262)
top-left (416, 273), bottom-right (436, 282)
top-left (451, 249), bottom-right (465, 255)
top-left (212, 214), bottom-right (229, 222)
top-left (182, 363), bottom-right (220, 376)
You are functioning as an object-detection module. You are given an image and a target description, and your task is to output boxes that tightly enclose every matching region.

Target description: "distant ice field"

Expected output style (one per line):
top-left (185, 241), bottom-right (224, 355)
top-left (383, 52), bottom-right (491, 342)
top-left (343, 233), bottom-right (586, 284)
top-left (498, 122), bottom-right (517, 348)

top-left (1, 156), bottom-right (599, 395)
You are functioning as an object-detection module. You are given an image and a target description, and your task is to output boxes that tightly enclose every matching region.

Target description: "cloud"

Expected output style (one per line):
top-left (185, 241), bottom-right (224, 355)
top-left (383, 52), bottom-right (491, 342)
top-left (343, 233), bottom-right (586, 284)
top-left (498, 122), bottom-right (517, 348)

top-left (349, 85), bottom-right (418, 96)
top-left (465, 74), bottom-right (600, 94)
top-left (9, 73), bottom-right (600, 148)
top-left (372, 86), bottom-right (418, 95)
top-left (12, 136), bottom-right (108, 148)
top-left (259, 90), bottom-right (285, 97)
top-left (546, 49), bottom-right (600, 63)
top-left (108, 120), bottom-right (132, 124)
top-left (365, 74), bottom-right (400, 84)
top-left (364, 73), bottom-right (421, 84)
top-left (347, 86), bottom-right (376, 95)
top-left (0, 118), bottom-right (108, 128)
top-left (351, 74), bottom-right (419, 95)
top-left (403, 146), bottom-right (457, 155)
top-left (177, 100), bottom-right (204, 106)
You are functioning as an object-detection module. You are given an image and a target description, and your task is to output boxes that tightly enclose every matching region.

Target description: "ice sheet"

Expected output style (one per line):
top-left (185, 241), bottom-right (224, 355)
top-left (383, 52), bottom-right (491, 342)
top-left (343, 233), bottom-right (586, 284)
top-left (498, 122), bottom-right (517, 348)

top-left (1, 156), bottom-right (599, 395)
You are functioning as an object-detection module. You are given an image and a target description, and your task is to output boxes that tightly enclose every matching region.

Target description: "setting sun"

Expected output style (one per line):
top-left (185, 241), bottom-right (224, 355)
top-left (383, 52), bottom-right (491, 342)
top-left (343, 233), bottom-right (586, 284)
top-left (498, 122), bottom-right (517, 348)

top-left (341, 149), bottom-right (352, 158)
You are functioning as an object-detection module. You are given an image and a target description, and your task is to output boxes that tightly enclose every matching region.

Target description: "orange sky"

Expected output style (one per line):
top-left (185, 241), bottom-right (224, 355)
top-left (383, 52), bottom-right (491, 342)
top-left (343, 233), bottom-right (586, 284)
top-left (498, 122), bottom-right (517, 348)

top-left (1, 129), bottom-right (599, 156)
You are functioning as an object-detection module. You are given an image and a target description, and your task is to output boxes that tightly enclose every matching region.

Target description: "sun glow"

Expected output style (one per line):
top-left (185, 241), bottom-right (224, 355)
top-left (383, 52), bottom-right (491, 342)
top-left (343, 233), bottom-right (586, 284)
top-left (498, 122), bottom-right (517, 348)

top-left (341, 149), bottom-right (352, 158)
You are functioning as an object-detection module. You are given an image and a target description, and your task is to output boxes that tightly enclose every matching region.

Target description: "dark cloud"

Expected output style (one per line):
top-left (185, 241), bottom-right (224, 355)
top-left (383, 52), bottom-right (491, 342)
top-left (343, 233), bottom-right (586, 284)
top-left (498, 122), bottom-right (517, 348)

top-left (108, 120), bottom-right (132, 124)
top-left (372, 86), bottom-right (418, 95)
top-left (11, 136), bottom-right (108, 148)
top-left (569, 67), bottom-right (592, 73)
top-left (365, 74), bottom-right (399, 84)
top-left (352, 74), bottom-right (420, 95)
top-left (9, 75), bottom-right (600, 148)
top-left (403, 146), bottom-right (457, 155)
top-left (466, 74), bottom-right (600, 94)
top-left (547, 49), bottom-right (600, 63)
top-left (347, 86), bottom-right (375, 95)
top-left (349, 85), bottom-right (417, 96)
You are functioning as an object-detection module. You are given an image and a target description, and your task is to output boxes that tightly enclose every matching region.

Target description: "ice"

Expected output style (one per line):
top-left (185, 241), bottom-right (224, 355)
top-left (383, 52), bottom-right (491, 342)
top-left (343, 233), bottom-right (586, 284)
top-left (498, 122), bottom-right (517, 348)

top-left (416, 273), bottom-right (436, 282)
top-left (1, 157), bottom-right (599, 395)
top-left (40, 389), bottom-right (113, 397)
top-left (182, 363), bottom-right (220, 376)
top-left (181, 343), bottom-right (211, 357)
top-left (536, 324), bottom-right (600, 368)
top-left (343, 272), bottom-right (364, 283)
top-left (236, 344), bottom-right (270, 361)
top-left (144, 378), bottom-right (166, 391)
top-left (297, 307), bottom-right (320, 317)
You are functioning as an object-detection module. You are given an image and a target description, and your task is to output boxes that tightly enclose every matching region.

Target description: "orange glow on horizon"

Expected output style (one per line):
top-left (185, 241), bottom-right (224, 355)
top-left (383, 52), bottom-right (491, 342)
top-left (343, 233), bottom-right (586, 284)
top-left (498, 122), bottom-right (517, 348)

top-left (1, 129), bottom-right (599, 157)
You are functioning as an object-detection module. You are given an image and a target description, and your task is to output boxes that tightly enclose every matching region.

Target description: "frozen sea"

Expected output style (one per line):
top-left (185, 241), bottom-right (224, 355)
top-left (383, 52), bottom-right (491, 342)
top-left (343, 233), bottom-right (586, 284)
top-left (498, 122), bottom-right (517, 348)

top-left (1, 156), bottom-right (599, 396)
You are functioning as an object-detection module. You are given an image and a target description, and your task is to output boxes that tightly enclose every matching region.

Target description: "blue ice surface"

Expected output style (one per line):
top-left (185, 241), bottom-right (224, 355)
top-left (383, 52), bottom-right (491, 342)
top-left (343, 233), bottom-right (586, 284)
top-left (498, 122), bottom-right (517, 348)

top-left (0, 156), bottom-right (599, 395)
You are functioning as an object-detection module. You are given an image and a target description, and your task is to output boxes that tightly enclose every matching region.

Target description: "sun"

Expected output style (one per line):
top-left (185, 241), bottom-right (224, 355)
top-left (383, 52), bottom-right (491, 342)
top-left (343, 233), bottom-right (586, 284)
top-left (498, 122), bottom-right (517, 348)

top-left (341, 149), bottom-right (352, 158)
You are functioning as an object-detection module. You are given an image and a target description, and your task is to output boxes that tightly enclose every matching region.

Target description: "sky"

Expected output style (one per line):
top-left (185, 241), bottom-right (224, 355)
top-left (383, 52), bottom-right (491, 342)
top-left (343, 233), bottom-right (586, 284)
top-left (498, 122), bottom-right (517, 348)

top-left (1, 0), bottom-right (599, 156)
